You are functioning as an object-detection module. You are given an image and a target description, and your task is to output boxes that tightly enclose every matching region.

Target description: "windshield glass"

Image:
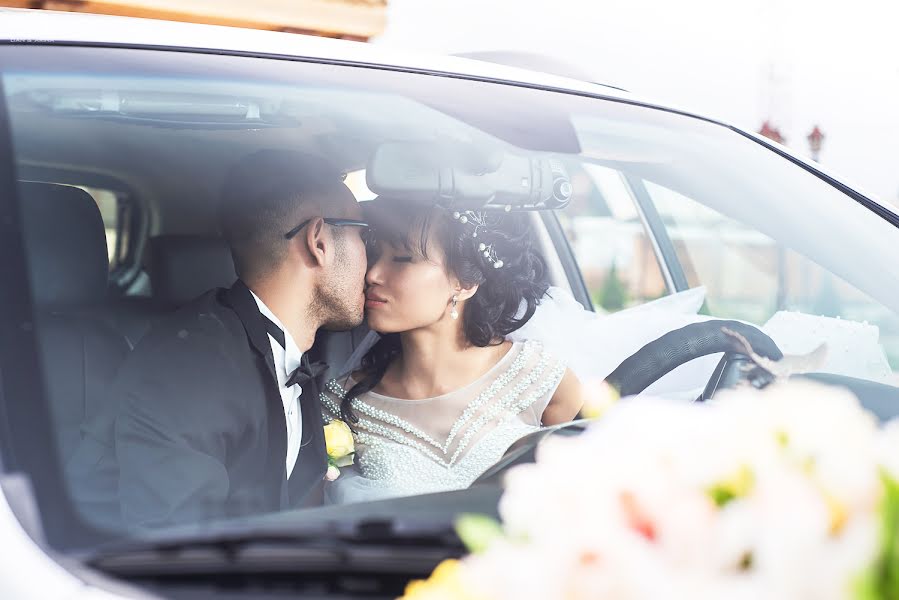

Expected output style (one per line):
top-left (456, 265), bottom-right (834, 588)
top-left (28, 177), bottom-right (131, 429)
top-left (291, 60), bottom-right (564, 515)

top-left (2, 45), bottom-right (898, 550)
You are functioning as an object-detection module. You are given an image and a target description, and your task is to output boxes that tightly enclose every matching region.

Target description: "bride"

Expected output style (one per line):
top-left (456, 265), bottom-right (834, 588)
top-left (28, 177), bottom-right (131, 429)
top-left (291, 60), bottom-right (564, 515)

top-left (320, 196), bottom-right (586, 504)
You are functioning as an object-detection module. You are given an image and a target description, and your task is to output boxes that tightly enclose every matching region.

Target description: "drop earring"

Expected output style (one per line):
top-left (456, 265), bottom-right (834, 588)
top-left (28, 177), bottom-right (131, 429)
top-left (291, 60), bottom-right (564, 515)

top-left (450, 295), bottom-right (459, 320)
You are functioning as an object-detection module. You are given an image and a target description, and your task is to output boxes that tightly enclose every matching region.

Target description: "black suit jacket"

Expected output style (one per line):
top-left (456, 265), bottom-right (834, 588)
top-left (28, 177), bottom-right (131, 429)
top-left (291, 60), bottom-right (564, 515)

top-left (112, 280), bottom-right (327, 528)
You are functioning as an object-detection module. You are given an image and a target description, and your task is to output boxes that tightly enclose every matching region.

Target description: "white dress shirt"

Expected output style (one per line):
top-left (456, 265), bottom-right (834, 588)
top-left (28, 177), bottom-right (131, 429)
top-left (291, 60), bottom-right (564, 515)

top-left (250, 291), bottom-right (303, 478)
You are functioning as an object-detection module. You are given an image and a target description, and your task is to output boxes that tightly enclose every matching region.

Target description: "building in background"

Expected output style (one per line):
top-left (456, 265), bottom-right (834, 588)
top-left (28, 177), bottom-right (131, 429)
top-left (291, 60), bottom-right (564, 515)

top-left (0, 0), bottom-right (386, 40)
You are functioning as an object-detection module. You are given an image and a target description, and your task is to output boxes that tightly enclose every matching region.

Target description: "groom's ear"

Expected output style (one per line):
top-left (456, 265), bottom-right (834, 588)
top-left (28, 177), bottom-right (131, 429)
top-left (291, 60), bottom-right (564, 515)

top-left (296, 216), bottom-right (327, 268)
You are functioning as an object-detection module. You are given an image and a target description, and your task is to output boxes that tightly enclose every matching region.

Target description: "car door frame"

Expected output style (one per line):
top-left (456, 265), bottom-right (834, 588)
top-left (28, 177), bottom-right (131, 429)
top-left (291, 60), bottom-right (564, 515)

top-left (0, 72), bottom-right (115, 550)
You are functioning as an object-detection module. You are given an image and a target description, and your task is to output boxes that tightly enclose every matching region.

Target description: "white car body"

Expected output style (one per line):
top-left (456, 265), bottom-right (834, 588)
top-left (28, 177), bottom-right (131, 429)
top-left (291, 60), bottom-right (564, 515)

top-left (1, 7), bottom-right (896, 598)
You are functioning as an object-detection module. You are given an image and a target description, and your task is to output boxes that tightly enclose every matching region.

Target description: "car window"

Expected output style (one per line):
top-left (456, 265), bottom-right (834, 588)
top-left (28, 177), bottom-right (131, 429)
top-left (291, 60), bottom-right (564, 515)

top-left (76, 184), bottom-right (133, 270)
top-left (1, 44), bottom-right (898, 551)
top-left (643, 180), bottom-right (899, 379)
top-left (86, 185), bottom-right (132, 271)
top-left (556, 163), bottom-right (669, 312)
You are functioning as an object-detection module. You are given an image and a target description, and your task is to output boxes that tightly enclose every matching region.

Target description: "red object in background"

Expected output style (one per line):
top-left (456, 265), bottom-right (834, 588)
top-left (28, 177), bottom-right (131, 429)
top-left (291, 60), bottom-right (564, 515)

top-left (759, 120), bottom-right (786, 145)
top-left (807, 125), bottom-right (825, 161)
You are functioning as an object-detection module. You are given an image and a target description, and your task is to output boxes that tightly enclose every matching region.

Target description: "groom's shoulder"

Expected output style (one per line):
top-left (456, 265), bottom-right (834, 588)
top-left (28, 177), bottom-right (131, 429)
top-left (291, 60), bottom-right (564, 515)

top-left (130, 289), bottom-right (243, 359)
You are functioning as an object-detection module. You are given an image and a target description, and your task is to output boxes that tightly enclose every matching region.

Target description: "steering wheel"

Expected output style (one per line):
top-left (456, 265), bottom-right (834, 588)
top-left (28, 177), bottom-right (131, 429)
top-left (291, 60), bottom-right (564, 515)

top-left (604, 319), bottom-right (783, 400)
top-left (473, 320), bottom-right (783, 486)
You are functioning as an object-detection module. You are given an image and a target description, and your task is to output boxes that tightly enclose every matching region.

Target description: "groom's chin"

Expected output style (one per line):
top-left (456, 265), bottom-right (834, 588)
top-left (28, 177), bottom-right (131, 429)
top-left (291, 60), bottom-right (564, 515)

top-left (322, 309), bottom-right (365, 332)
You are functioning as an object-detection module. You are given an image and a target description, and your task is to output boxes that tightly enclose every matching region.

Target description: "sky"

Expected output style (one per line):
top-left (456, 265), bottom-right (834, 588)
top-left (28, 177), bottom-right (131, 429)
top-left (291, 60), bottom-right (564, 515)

top-left (374, 0), bottom-right (899, 206)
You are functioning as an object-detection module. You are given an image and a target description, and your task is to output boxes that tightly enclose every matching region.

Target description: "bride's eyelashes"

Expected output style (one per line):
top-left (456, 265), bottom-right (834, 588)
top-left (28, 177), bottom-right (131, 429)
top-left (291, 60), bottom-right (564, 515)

top-left (392, 256), bottom-right (413, 263)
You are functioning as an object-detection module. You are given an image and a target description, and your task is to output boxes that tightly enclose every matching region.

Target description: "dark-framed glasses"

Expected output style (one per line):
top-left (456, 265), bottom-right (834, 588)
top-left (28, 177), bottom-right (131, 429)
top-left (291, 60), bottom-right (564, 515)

top-left (284, 217), bottom-right (370, 240)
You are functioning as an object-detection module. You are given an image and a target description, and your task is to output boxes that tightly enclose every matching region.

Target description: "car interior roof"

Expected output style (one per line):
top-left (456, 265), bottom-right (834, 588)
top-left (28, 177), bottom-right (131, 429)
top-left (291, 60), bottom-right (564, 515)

top-left (11, 104), bottom-right (573, 282)
top-left (11, 116), bottom-right (367, 235)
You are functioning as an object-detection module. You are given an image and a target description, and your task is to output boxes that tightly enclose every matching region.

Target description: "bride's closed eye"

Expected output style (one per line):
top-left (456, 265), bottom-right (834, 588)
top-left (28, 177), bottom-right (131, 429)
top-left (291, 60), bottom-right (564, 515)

top-left (392, 256), bottom-right (413, 263)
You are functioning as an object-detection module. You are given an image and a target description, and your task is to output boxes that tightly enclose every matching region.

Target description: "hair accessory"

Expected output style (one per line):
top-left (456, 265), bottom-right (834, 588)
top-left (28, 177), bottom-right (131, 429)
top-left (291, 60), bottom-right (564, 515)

top-left (451, 210), bottom-right (505, 269)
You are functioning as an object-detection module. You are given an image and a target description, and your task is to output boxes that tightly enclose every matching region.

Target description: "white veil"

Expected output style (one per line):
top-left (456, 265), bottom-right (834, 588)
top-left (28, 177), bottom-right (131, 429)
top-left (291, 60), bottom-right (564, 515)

top-left (507, 286), bottom-right (720, 398)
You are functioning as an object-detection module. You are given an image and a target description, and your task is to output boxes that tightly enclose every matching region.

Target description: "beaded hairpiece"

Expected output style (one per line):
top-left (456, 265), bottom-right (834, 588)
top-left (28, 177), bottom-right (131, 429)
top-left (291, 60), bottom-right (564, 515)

top-left (450, 208), bottom-right (510, 269)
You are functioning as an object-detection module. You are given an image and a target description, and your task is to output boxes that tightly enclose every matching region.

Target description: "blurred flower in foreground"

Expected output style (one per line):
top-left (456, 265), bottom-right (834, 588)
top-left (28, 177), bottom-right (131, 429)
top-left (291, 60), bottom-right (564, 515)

top-left (401, 380), bottom-right (899, 600)
top-left (402, 559), bottom-right (486, 600)
top-left (579, 378), bottom-right (619, 419)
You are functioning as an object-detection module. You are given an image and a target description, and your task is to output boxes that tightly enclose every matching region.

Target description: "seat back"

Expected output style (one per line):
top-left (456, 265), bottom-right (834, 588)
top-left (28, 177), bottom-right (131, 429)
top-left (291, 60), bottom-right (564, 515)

top-left (106, 235), bottom-right (239, 347)
top-left (19, 182), bottom-right (131, 461)
top-left (149, 234), bottom-right (238, 308)
top-left (141, 233), bottom-right (370, 379)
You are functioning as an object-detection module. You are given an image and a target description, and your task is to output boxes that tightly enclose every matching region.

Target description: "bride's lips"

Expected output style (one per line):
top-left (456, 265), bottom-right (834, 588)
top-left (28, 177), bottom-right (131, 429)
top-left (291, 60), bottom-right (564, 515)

top-left (365, 293), bottom-right (388, 309)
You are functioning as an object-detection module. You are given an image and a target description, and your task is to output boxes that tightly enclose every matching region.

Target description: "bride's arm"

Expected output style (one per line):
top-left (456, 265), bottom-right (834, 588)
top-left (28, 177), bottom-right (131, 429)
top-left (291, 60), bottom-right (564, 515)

top-left (541, 368), bottom-right (585, 425)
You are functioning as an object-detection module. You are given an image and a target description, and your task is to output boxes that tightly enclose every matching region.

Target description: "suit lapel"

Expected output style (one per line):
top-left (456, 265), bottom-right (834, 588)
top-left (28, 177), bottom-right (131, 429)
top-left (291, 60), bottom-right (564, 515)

top-left (287, 374), bottom-right (327, 504)
top-left (223, 280), bottom-right (278, 382)
top-left (221, 280), bottom-right (288, 510)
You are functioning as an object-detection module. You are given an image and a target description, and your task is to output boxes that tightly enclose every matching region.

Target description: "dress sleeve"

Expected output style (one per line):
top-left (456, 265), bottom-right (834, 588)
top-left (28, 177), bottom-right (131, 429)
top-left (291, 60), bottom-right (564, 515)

top-left (319, 378), bottom-right (346, 424)
top-left (520, 342), bottom-right (567, 427)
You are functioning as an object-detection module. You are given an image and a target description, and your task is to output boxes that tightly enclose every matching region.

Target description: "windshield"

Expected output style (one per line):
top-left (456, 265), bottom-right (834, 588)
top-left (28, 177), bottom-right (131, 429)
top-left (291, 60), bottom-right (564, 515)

top-left (1, 45), bottom-right (898, 551)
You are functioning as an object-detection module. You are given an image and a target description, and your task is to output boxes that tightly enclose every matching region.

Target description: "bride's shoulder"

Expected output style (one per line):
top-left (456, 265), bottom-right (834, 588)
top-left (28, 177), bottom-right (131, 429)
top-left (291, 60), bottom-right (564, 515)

top-left (321, 378), bottom-right (347, 397)
top-left (512, 338), bottom-right (567, 372)
top-left (514, 337), bottom-right (551, 358)
top-left (319, 376), bottom-right (355, 422)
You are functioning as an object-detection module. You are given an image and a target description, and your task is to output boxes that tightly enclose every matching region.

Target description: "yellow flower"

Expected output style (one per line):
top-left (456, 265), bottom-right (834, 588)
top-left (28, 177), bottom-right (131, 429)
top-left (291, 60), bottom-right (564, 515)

top-left (822, 489), bottom-right (849, 535)
top-left (707, 465), bottom-right (755, 507)
top-left (401, 559), bottom-right (485, 600)
top-left (580, 379), bottom-right (620, 419)
top-left (324, 419), bottom-right (355, 463)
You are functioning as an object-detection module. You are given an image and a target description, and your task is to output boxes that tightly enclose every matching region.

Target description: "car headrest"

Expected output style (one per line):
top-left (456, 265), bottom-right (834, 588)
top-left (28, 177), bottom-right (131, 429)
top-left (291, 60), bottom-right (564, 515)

top-left (19, 182), bottom-right (109, 308)
top-left (149, 235), bottom-right (237, 307)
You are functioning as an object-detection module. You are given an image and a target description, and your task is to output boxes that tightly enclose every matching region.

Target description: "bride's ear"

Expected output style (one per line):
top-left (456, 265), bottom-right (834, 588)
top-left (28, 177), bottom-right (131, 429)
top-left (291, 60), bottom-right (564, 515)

top-left (455, 282), bottom-right (479, 302)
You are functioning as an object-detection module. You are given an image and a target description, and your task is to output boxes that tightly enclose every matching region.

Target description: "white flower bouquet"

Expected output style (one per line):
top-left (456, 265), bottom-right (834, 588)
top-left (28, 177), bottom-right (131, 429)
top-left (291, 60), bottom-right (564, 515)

top-left (402, 381), bottom-right (899, 600)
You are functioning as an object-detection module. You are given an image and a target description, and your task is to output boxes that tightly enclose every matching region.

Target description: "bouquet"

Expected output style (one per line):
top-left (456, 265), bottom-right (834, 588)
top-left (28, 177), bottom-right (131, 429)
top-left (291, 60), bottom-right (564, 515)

top-left (403, 381), bottom-right (899, 600)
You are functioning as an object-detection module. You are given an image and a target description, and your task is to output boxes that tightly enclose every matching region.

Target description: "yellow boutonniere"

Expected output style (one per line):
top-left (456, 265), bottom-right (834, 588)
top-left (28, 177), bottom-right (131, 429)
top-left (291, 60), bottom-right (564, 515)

top-left (323, 419), bottom-right (355, 480)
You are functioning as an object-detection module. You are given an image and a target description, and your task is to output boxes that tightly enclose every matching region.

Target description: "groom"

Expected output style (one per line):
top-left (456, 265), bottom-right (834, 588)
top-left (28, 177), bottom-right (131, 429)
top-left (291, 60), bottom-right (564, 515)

top-left (113, 150), bottom-right (369, 528)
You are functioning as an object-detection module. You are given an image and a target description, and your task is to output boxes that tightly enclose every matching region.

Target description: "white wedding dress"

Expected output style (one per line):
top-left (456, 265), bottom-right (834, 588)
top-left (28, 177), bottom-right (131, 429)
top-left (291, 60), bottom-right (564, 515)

top-left (320, 339), bottom-right (565, 504)
top-left (320, 285), bottom-right (724, 505)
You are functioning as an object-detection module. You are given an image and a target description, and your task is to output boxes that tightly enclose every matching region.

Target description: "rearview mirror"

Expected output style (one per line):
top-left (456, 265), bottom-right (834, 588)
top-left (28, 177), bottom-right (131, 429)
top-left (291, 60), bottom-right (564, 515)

top-left (366, 142), bottom-right (572, 211)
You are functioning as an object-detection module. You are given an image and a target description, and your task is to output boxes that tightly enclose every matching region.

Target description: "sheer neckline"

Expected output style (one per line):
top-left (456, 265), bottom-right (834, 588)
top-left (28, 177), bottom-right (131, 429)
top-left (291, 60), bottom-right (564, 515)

top-left (347, 341), bottom-right (521, 403)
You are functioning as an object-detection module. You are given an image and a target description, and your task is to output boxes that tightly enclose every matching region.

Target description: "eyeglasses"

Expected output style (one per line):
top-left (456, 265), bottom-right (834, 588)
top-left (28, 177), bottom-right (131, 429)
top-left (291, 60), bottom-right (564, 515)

top-left (284, 217), bottom-right (370, 240)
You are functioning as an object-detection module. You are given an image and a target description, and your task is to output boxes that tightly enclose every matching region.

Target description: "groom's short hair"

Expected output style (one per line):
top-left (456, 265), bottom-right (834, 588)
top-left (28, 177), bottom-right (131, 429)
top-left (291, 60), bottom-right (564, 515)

top-left (219, 149), bottom-right (344, 282)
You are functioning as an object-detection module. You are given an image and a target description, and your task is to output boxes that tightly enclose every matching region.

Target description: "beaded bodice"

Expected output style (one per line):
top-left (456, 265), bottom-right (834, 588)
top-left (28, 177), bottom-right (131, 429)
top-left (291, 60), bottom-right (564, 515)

top-left (320, 340), bottom-right (566, 504)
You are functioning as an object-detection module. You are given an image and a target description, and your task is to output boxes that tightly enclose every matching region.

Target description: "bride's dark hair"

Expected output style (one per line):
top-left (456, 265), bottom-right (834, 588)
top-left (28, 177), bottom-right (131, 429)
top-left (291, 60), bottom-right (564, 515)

top-left (340, 197), bottom-right (549, 425)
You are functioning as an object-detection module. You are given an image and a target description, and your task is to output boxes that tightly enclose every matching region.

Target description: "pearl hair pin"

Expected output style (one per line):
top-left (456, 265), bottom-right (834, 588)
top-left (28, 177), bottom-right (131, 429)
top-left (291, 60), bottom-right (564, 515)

top-left (451, 210), bottom-right (505, 269)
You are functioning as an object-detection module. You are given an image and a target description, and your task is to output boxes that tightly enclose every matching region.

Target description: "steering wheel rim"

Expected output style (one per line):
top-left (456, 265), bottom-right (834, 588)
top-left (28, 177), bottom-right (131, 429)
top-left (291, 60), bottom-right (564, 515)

top-left (603, 319), bottom-right (783, 398)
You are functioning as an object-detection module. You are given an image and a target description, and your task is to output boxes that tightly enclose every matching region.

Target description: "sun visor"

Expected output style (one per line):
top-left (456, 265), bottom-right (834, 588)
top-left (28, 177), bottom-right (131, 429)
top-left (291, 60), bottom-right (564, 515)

top-left (365, 141), bottom-right (573, 211)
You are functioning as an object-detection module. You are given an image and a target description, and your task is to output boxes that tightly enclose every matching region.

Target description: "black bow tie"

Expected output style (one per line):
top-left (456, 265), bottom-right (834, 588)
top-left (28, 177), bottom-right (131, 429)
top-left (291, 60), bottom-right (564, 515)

top-left (261, 315), bottom-right (328, 388)
top-left (286, 355), bottom-right (329, 388)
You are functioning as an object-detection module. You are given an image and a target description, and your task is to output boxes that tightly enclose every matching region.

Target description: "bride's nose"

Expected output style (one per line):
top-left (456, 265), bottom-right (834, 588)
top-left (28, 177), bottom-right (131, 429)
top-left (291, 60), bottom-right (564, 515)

top-left (365, 257), bottom-right (384, 287)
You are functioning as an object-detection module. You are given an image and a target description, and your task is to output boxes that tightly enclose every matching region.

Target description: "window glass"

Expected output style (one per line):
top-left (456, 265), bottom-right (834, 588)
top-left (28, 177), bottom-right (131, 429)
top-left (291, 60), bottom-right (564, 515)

top-left (77, 185), bottom-right (129, 269)
top-left (1, 45), bottom-right (898, 551)
top-left (557, 163), bottom-right (668, 312)
top-left (646, 181), bottom-right (899, 376)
